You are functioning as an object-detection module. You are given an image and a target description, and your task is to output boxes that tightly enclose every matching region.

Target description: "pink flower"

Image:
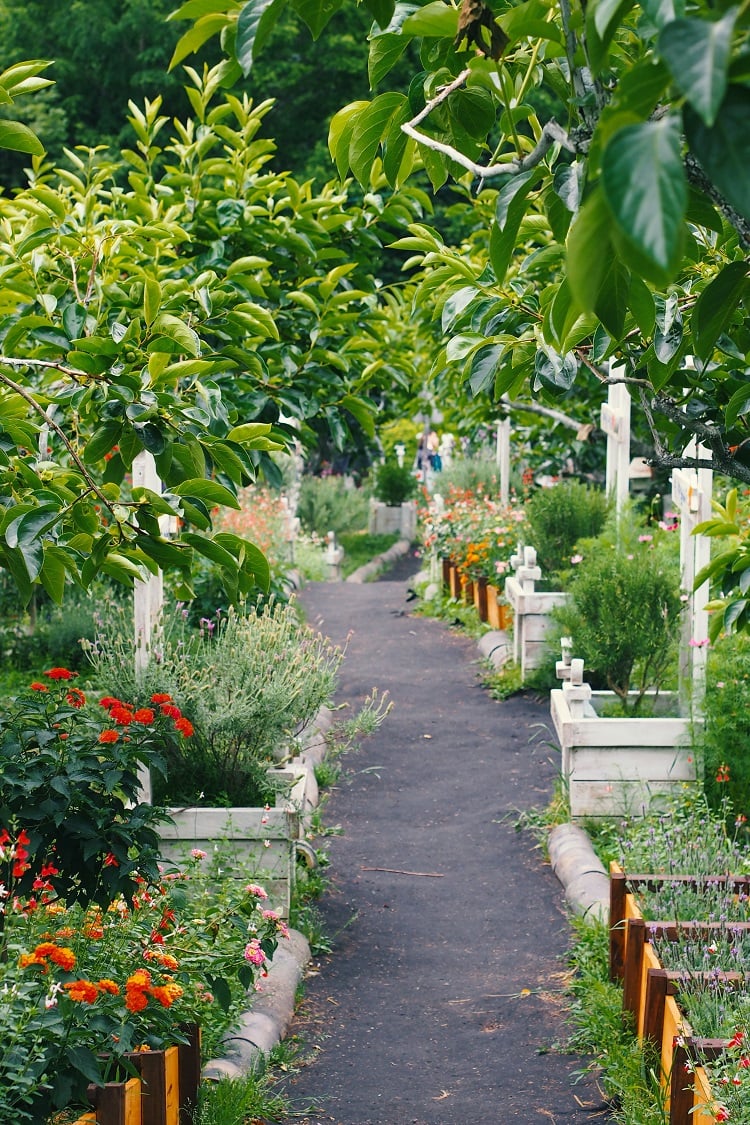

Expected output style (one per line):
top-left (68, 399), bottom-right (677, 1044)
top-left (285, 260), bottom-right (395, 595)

top-left (243, 940), bottom-right (266, 966)
top-left (245, 883), bottom-right (268, 899)
top-left (688, 638), bottom-right (710, 648)
top-left (638, 534), bottom-right (653, 543)
top-left (571, 555), bottom-right (583, 565)
top-left (190, 849), bottom-right (207, 860)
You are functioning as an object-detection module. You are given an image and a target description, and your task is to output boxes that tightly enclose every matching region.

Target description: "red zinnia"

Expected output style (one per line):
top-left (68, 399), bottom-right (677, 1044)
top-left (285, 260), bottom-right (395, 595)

top-left (67, 688), bottom-right (86, 709)
top-left (132, 708), bottom-right (155, 725)
top-left (30, 682), bottom-right (48, 692)
top-left (98, 730), bottom-right (119, 744)
top-left (99, 696), bottom-right (122, 709)
top-left (44, 668), bottom-right (76, 681)
top-left (151, 693), bottom-right (172, 704)
top-left (160, 703), bottom-right (181, 720)
top-left (174, 716), bottom-right (194, 737)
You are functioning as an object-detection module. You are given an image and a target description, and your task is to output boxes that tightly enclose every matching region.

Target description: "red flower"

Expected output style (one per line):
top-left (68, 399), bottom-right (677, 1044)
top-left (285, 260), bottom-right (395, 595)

top-left (174, 716), bottom-right (194, 737)
top-left (98, 730), bottom-right (119, 744)
top-left (151, 693), bottom-right (172, 704)
top-left (160, 703), bottom-right (181, 720)
top-left (99, 696), bottom-right (123, 709)
top-left (44, 668), bottom-right (76, 681)
top-left (66, 688), bottom-right (86, 709)
top-left (716, 763), bottom-right (731, 784)
top-left (103, 852), bottom-right (119, 867)
top-left (30, 682), bottom-right (48, 692)
top-left (132, 708), bottom-right (155, 725)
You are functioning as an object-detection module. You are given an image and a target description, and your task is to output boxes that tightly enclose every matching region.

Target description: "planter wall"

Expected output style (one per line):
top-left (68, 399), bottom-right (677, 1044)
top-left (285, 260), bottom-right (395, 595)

top-left (159, 805), bottom-right (299, 916)
top-left (551, 689), bottom-right (697, 819)
top-left (504, 574), bottom-right (568, 679)
top-left (368, 499), bottom-right (417, 539)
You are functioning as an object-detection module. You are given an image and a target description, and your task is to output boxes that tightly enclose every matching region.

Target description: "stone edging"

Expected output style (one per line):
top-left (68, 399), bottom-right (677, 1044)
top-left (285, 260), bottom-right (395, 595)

top-left (345, 538), bottom-right (413, 583)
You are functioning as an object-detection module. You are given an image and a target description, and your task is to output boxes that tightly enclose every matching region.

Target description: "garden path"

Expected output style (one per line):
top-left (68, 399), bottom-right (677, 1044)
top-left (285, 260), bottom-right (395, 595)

top-left (279, 555), bottom-right (604, 1125)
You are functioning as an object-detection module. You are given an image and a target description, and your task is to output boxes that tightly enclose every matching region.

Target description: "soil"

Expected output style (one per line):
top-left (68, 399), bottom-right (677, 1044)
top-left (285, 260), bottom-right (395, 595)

top-left (277, 553), bottom-right (608, 1125)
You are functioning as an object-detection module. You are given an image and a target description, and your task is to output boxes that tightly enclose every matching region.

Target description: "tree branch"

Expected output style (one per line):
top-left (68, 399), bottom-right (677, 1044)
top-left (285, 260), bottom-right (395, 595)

top-left (402, 69), bottom-right (576, 179)
top-left (638, 386), bottom-right (750, 483)
top-left (685, 153), bottom-right (750, 248)
top-left (0, 367), bottom-right (119, 513)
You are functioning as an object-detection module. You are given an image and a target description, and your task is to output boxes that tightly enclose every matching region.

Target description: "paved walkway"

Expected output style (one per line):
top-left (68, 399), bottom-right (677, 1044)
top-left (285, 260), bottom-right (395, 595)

top-left (280, 560), bottom-right (604, 1125)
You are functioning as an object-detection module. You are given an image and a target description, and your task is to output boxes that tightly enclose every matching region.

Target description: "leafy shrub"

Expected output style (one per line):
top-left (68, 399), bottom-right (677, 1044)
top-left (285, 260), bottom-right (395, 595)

top-left (297, 474), bottom-right (370, 535)
top-left (555, 541), bottom-right (681, 710)
top-left (437, 454), bottom-right (502, 495)
top-left (372, 461), bottom-right (417, 504)
top-left (525, 481), bottom-right (610, 576)
top-left (695, 632), bottom-right (750, 828)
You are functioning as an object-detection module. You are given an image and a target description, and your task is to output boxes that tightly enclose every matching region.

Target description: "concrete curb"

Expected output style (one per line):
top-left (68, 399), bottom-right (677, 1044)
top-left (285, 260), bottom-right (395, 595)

top-left (203, 928), bottom-right (312, 1080)
top-left (477, 629), bottom-right (512, 669)
top-left (345, 538), bottom-right (413, 583)
top-left (547, 823), bottom-right (609, 922)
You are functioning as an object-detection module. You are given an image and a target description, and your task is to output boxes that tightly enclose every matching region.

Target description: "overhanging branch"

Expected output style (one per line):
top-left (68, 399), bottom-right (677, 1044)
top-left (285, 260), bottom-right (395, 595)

top-left (402, 68), bottom-right (576, 179)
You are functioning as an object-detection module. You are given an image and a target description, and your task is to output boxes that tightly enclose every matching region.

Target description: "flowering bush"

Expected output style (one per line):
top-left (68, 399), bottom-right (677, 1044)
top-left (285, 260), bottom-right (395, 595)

top-left (0, 671), bottom-right (195, 906)
top-left (87, 603), bottom-right (342, 806)
top-left (705, 1027), bottom-right (750, 1123)
top-left (0, 840), bottom-right (284, 1120)
top-left (420, 486), bottom-right (526, 583)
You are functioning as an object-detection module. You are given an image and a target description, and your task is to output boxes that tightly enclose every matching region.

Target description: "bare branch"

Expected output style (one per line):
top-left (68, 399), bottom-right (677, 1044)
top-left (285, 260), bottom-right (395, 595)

top-left (402, 68), bottom-right (576, 179)
top-left (638, 386), bottom-right (750, 483)
top-left (505, 397), bottom-right (590, 432)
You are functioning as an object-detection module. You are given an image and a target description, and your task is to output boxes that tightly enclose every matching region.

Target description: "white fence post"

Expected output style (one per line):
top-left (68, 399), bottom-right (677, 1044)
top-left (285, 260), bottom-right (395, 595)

top-left (496, 416), bottom-right (511, 506)
top-left (671, 440), bottom-right (712, 717)
top-left (600, 373), bottom-right (631, 515)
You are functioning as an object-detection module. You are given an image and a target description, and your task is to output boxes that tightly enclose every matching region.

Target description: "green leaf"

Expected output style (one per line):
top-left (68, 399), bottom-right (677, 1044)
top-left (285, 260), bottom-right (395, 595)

top-left (151, 313), bottom-right (201, 357)
top-left (369, 32), bottom-right (411, 88)
top-left (328, 100), bottom-right (371, 179)
top-left (601, 117), bottom-right (686, 281)
top-left (341, 394), bottom-right (375, 437)
top-left (227, 422), bottom-right (273, 444)
top-left (236, 0), bottom-right (287, 72)
top-left (144, 277), bottom-right (162, 327)
top-left (691, 260), bottom-right (749, 360)
top-left (348, 93), bottom-right (406, 185)
top-left (586, 0), bottom-right (636, 72)
top-left (181, 532), bottom-right (240, 573)
top-left (83, 422), bottom-right (123, 465)
top-left (67, 1045), bottom-right (103, 1087)
top-left (594, 256), bottom-right (631, 340)
top-left (173, 478), bottom-right (241, 509)
top-left (724, 383), bottom-right (750, 429)
top-left (39, 547), bottom-right (67, 604)
top-left (169, 14), bottom-right (229, 68)
top-left (468, 343), bottom-right (502, 396)
top-left (628, 275), bottom-right (656, 336)
top-left (548, 278), bottom-right (582, 348)
top-left (566, 189), bottom-right (614, 314)
top-left (214, 532), bottom-right (271, 590)
top-left (495, 170), bottom-right (538, 231)
top-left (685, 86), bottom-right (750, 223)
top-left (290, 0), bottom-right (344, 38)
top-left (658, 9), bottom-right (737, 127)
top-left (0, 119), bottom-right (44, 155)
top-left (402, 1), bottom-right (458, 36)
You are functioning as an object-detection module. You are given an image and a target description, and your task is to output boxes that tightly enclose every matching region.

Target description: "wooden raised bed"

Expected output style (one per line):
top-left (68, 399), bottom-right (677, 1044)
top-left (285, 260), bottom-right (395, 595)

top-left (69, 1026), bottom-right (201, 1125)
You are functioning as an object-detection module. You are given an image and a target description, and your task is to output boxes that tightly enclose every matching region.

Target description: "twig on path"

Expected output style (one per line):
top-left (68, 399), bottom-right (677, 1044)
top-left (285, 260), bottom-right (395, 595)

top-left (360, 866), bottom-right (445, 877)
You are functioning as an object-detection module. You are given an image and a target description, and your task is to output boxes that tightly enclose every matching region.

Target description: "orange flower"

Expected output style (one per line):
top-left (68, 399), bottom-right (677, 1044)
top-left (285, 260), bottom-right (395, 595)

top-left (109, 705), bottom-right (133, 725)
top-left (47, 945), bottom-right (76, 971)
top-left (18, 952), bottom-right (46, 969)
top-left (132, 708), bottom-right (155, 724)
top-left (98, 729), bottom-right (119, 744)
top-left (125, 989), bottom-right (149, 1013)
top-left (126, 969), bottom-right (151, 990)
top-left (64, 979), bottom-right (99, 1004)
top-left (150, 983), bottom-right (183, 1008)
top-left (66, 688), bottom-right (87, 709)
top-left (98, 979), bottom-right (120, 995)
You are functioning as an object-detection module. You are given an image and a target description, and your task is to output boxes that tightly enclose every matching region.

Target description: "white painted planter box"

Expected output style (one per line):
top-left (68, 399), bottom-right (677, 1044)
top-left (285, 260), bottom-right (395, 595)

top-left (158, 710), bottom-right (332, 916)
top-left (504, 575), bottom-right (568, 679)
top-left (550, 689), bottom-right (698, 819)
top-left (368, 499), bottom-right (417, 539)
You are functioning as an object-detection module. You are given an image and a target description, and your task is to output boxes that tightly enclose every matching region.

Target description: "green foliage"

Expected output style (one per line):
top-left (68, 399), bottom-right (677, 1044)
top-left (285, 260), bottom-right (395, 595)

top-left (371, 460), bottom-right (417, 504)
top-left (297, 475), bottom-right (371, 536)
top-left (694, 632), bottom-right (750, 829)
top-left (555, 538), bottom-right (682, 708)
top-left (87, 601), bottom-right (342, 806)
top-left (191, 1072), bottom-right (289, 1124)
top-left (524, 482), bottom-right (610, 578)
top-left (436, 454), bottom-right (502, 496)
top-left (0, 672), bottom-right (170, 907)
top-left (339, 531), bottom-right (400, 575)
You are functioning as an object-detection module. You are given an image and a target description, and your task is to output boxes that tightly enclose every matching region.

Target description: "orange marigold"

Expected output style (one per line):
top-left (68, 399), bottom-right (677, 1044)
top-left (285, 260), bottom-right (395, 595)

top-left (150, 982), bottom-right (183, 1008)
top-left (18, 952), bottom-right (46, 969)
top-left (125, 989), bottom-right (149, 1013)
top-left (64, 979), bottom-right (99, 1004)
top-left (47, 945), bottom-right (76, 971)
top-left (126, 969), bottom-right (151, 989)
top-left (97, 979), bottom-right (120, 995)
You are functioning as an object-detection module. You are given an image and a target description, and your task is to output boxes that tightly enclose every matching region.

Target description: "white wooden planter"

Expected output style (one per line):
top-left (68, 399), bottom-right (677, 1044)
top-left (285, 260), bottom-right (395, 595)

top-left (550, 688), bottom-right (698, 819)
top-left (158, 709), bottom-right (332, 916)
top-left (368, 499), bottom-right (417, 539)
top-left (504, 574), bottom-right (568, 679)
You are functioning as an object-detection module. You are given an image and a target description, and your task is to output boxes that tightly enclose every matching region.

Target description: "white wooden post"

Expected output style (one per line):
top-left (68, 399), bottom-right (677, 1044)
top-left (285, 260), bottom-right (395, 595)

top-left (671, 440), bottom-right (712, 717)
top-left (600, 373), bottom-right (631, 515)
top-left (132, 450), bottom-right (166, 804)
top-left (496, 416), bottom-right (511, 506)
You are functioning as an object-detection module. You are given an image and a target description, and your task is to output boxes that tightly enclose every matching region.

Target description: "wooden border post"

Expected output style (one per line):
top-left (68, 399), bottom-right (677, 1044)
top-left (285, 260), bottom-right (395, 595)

top-left (600, 373), bottom-right (631, 516)
top-left (671, 439), bottom-right (712, 717)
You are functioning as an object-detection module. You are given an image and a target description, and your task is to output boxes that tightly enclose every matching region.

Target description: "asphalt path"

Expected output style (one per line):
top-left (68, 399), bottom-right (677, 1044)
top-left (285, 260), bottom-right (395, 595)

top-left (279, 557), bottom-right (605, 1125)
